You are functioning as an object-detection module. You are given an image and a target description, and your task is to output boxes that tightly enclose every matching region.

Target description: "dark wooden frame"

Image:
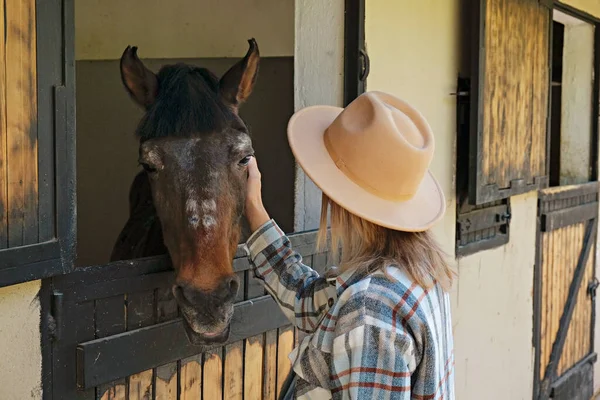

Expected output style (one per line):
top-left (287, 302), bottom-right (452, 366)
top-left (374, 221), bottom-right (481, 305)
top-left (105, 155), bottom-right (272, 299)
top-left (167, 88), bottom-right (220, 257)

top-left (344, 0), bottom-right (368, 106)
top-left (0, 0), bottom-right (76, 287)
top-left (468, 0), bottom-right (551, 205)
top-left (455, 76), bottom-right (512, 257)
top-left (533, 181), bottom-right (599, 400)
top-left (45, 230), bottom-right (325, 399)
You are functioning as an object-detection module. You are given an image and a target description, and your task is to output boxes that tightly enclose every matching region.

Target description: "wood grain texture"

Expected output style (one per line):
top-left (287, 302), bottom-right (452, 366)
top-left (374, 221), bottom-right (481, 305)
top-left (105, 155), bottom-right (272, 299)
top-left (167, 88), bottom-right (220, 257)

top-left (276, 326), bottom-right (294, 398)
top-left (203, 349), bottom-right (223, 400)
top-left (540, 222), bottom-right (594, 378)
top-left (0, 0), bottom-right (7, 249)
top-left (96, 296), bottom-right (127, 400)
top-left (180, 355), bottom-right (202, 400)
top-left (223, 341), bottom-right (244, 400)
top-left (5, 0), bottom-right (39, 247)
top-left (127, 291), bottom-right (155, 400)
top-left (481, 0), bottom-right (549, 191)
top-left (263, 330), bottom-right (278, 400)
top-left (244, 334), bottom-right (264, 400)
top-left (155, 363), bottom-right (177, 400)
top-left (155, 288), bottom-right (179, 400)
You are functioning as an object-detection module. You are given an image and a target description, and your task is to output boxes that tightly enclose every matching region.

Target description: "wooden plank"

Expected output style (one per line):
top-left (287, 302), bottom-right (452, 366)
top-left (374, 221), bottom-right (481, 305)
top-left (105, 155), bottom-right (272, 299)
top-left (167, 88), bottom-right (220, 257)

top-left (473, 0), bottom-right (549, 204)
top-left (6, 0), bottom-right (38, 247)
top-left (244, 334), bottom-right (264, 400)
top-left (155, 363), bottom-right (177, 400)
top-left (262, 330), bottom-right (278, 400)
top-left (95, 296), bottom-right (127, 400)
top-left (77, 295), bottom-right (290, 389)
top-left (155, 287), bottom-right (179, 400)
top-left (276, 326), bottom-right (294, 398)
top-left (0, 0), bottom-right (7, 249)
top-left (540, 218), bottom-right (597, 398)
top-left (223, 341), bottom-right (243, 400)
top-left (203, 349), bottom-right (223, 400)
top-left (541, 203), bottom-right (598, 232)
top-left (180, 355), bottom-right (202, 400)
top-left (127, 290), bottom-right (154, 400)
top-left (128, 371), bottom-right (152, 400)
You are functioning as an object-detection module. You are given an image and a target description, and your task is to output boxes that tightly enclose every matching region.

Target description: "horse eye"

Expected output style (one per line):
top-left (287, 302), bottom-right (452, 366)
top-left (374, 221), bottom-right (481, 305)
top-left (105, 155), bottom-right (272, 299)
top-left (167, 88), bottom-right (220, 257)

top-left (140, 163), bottom-right (157, 174)
top-left (239, 156), bottom-right (252, 166)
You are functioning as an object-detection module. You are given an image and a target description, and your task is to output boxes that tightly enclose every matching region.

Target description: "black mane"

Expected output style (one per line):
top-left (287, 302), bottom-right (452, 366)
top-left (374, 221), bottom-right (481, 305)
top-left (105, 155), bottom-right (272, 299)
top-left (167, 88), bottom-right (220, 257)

top-left (136, 64), bottom-right (240, 141)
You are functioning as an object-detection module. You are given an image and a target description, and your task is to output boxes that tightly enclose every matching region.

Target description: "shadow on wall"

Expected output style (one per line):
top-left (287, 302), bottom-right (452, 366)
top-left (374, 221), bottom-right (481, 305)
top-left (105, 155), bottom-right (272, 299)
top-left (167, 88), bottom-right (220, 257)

top-left (76, 57), bottom-right (295, 267)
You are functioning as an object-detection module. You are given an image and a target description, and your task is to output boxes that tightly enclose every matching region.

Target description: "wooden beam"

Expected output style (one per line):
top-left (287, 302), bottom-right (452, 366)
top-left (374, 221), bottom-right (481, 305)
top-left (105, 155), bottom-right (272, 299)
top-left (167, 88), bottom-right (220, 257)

top-left (76, 295), bottom-right (290, 389)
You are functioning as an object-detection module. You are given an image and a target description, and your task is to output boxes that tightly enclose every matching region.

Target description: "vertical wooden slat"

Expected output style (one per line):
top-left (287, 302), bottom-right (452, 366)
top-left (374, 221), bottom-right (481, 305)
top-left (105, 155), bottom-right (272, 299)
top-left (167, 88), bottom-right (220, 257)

top-left (155, 363), bottom-right (177, 400)
top-left (203, 349), bottom-right (223, 400)
top-left (155, 288), bottom-right (179, 400)
top-left (127, 291), bottom-right (155, 400)
top-left (180, 355), bottom-right (202, 400)
top-left (223, 342), bottom-right (243, 400)
top-left (244, 335), bottom-right (264, 400)
top-left (0, 0), bottom-right (7, 249)
top-left (6, 0), bottom-right (38, 247)
top-left (262, 330), bottom-right (278, 400)
top-left (96, 296), bottom-right (127, 400)
top-left (276, 326), bottom-right (294, 398)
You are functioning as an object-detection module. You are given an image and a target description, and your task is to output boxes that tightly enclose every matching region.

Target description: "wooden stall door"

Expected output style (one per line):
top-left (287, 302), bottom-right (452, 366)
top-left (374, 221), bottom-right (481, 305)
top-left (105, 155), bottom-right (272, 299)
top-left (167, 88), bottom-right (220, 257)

top-left (0, 0), bottom-right (76, 286)
top-left (48, 231), bottom-right (328, 400)
top-left (534, 183), bottom-right (599, 400)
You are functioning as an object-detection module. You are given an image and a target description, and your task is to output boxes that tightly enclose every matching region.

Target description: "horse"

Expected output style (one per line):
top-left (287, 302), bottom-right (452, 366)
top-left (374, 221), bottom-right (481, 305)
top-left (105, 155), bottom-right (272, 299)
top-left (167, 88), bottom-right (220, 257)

top-left (110, 39), bottom-right (260, 346)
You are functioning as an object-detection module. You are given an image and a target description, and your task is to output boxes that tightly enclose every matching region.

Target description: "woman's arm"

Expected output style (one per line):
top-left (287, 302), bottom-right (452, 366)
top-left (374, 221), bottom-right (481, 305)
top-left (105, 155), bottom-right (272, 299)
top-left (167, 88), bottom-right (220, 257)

top-left (245, 158), bottom-right (336, 332)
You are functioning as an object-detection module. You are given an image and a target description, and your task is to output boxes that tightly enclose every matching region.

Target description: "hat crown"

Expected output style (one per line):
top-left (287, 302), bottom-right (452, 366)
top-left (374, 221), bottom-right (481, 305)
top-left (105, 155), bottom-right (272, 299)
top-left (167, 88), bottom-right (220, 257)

top-left (324, 91), bottom-right (435, 201)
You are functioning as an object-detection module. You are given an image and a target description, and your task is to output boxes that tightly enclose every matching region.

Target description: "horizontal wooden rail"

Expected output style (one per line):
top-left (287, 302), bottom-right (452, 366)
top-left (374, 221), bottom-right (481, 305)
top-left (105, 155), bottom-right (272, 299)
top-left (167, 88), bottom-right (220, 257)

top-left (76, 295), bottom-right (290, 389)
top-left (541, 202), bottom-right (598, 232)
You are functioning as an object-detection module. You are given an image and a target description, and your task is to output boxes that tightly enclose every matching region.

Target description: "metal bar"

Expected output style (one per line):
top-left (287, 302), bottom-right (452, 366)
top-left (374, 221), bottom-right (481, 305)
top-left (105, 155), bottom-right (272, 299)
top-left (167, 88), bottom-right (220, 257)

top-left (539, 217), bottom-right (598, 399)
top-left (76, 295), bottom-right (290, 389)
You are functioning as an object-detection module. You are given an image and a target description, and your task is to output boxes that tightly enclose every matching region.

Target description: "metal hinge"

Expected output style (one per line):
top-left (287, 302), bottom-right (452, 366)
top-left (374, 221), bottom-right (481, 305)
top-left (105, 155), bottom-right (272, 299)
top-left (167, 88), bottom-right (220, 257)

top-left (359, 49), bottom-right (370, 82)
top-left (48, 291), bottom-right (64, 341)
top-left (588, 277), bottom-right (599, 300)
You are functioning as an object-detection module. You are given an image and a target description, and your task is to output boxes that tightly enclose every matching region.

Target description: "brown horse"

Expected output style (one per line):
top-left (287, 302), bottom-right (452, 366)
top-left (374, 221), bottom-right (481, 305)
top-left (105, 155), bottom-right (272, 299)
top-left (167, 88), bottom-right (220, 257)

top-left (111, 39), bottom-right (260, 346)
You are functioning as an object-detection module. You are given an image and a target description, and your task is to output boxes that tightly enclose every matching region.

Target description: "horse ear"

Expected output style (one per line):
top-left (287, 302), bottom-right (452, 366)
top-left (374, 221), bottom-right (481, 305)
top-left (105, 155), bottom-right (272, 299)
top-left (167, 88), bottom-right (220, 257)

top-left (120, 46), bottom-right (158, 109)
top-left (219, 39), bottom-right (260, 111)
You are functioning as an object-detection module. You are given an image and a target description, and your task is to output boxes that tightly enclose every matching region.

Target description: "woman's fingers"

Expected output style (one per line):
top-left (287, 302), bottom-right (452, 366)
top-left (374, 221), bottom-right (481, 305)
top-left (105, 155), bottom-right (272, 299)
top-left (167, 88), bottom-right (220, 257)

top-left (247, 156), bottom-right (261, 180)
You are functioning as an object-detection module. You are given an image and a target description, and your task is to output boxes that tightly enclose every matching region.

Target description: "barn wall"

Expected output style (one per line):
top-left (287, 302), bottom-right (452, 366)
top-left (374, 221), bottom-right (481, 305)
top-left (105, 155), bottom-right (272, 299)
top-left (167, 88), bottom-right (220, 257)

top-left (0, 281), bottom-right (42, 399)
top-left (560, 0), bottom-right (600, 18)
top-left (75, 0), bottom-right (294, 60)
top-left (366, 1), bottom-right (536, 399)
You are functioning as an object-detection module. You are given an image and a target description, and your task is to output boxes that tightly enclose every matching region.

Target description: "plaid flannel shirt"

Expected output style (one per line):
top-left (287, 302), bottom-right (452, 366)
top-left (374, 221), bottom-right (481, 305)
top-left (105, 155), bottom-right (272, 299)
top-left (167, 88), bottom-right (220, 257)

top-left (247, 220), bottom-right (455, 400)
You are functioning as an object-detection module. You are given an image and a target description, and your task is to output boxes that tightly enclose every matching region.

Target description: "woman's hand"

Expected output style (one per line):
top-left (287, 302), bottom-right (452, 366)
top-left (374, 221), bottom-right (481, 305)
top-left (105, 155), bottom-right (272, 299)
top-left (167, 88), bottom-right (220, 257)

top-left (245, 157), bottom-right (271, 232)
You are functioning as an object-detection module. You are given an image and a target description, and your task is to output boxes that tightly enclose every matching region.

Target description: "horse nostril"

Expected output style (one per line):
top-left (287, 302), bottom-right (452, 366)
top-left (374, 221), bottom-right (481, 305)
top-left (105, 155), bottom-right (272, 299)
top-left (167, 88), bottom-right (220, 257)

top-left (227, 276), bottom-right (240, 297)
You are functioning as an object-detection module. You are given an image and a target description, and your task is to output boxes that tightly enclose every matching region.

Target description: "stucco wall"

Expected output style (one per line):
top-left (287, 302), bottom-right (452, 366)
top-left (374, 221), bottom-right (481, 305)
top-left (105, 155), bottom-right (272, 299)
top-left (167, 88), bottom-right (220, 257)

top-left (366, 1), bottom-right (536, 399)
top-left (560, 0), bottom-right (600, 18)
top-left (0, 280), bottom-right (42, 399)
top-left (75, 0), bottom-right (294, 60)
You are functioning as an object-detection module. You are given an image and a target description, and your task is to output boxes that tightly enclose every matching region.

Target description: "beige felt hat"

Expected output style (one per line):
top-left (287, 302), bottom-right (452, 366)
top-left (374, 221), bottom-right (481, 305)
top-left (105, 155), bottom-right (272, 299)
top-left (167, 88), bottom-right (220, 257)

top-left (287, 91), bottom-right (445, 232)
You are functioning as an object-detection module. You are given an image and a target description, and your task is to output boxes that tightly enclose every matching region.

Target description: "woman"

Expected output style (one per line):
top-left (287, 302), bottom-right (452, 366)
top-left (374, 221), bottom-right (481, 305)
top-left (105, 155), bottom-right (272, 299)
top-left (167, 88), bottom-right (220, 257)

top-left (245, 91), bottom-right (455, 399)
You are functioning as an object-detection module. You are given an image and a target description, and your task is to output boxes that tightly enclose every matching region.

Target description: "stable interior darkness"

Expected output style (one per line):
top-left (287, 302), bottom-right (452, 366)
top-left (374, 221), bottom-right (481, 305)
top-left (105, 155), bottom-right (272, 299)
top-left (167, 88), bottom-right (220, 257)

top-left (75, 57), bottom-right (295, 267)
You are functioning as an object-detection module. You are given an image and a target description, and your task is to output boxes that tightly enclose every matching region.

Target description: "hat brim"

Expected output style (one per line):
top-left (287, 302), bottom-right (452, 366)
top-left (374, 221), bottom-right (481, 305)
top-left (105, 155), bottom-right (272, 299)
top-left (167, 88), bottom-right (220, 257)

top-left (287, 105), bottom-right (446, 232)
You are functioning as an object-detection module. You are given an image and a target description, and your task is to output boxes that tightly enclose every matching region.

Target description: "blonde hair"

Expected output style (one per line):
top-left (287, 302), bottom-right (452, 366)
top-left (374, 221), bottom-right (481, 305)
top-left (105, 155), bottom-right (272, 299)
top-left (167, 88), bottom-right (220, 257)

top-left (317, 193), bottom-right (455, 291)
